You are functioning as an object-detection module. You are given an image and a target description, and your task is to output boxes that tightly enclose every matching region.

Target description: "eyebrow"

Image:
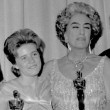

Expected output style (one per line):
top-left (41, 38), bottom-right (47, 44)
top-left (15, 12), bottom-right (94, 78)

top-left (71, 22), bottom-right (91, 26)
top-left (32, 51), bottom-right (38, 54)
top-left (71, 22), bottom-right (78, 25)
top-left (19, 55), bottom-right (27, 58)
top-left (84, 23), bottom-right (91, 26)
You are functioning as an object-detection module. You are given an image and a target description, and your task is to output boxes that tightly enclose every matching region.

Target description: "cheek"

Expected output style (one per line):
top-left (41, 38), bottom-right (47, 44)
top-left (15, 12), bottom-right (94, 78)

top-left (67, 30), bottom-right (76, 39)
top-left (36, 55), bottom-right (41, 62)
top-left (85, 30), bottom-right (91, 39)
top-left (86, 29), bottom-right (91, 36)
top-left (17, 62), bottom-right (28, 70)
top-left (36, 58), bottom-right (42, 67)
top-left (68, 34), bottom-right (76, 43)
top-left (87, 31), bottom-right (91, 37)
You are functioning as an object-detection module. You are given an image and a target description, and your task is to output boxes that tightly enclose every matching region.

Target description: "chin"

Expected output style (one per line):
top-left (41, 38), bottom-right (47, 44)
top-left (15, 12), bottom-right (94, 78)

top-left (75, 44), bottom-right (87, 49)
top-left (75, 47), bottom-right (86, 49)
top-left (26, 69), bottom-right (40, 76)
top-left (28, 73), bottom-right (39, 77)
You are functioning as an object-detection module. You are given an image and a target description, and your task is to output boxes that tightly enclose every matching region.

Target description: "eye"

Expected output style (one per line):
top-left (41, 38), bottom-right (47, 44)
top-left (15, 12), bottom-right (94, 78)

top-left (72, 26), bottom-right (79, 29)
top-left (84, 24), bottom-right (91, 29)
top-left (32, 51), bottom-right (38, 56)
top-left (84, 26), bottom-right (91, 29)
top-left (20, 56), bottom-right (27, 61)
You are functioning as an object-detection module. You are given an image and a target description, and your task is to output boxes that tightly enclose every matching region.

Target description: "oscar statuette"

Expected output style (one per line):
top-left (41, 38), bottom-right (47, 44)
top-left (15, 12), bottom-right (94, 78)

top-left (9, 90), bottom-right (24, 110)
top-left (73, 62), bottom-right (86, 110)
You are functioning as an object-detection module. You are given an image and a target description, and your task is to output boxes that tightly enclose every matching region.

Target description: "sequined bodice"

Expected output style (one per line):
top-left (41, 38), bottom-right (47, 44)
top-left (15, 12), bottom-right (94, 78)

top-left (51, 58), bottom-right (107, 110)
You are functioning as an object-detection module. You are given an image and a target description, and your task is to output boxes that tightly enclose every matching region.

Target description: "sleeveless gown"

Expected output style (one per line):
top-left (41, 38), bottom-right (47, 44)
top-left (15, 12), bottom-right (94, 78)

top-left (0, 79), bottom-right (52, 110)
top-left (50, 57), bottom-right (107, 110)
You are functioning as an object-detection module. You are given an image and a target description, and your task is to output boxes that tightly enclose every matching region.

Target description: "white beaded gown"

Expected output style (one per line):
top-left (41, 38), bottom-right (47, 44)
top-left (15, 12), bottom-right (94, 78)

top-left (49, 57), bottom-right (108, 110)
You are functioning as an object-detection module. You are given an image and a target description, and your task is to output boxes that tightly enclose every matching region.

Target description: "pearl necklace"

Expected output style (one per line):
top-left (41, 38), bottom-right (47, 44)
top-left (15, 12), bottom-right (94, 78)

top-left (68, 55), bottom-right (88, 71)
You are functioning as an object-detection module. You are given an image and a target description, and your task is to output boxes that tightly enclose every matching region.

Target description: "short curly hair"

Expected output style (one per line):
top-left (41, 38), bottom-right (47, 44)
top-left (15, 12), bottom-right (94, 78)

top-left (4, 28), bottom-right (45, 77)
top-left (55, 2), bottom-right (103, 50)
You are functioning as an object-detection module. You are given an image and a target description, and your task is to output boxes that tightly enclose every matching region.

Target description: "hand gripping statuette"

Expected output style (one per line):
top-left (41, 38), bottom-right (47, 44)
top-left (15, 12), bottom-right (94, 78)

top-left (73, 62), bottom-right (86, 110)
top-left (9, 90), bottom-right (24, 110)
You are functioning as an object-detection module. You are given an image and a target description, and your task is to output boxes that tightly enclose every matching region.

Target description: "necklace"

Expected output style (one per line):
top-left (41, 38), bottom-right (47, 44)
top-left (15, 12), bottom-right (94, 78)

top-left (68, 55), bottom-right (88, 72)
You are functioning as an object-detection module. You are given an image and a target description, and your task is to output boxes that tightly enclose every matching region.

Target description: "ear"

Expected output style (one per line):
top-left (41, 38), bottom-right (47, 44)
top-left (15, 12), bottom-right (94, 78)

top-left (13, 64), bottom-right (19, 70)
top-left (64, 32), bottom-right (68, 43)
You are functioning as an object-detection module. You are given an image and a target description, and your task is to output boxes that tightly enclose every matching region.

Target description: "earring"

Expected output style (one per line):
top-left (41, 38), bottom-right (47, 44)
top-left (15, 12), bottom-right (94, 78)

top-left (11, 66), bottom-right (21, 77)
top-left (67, 43), bottom-right (71, 52)
top-left (89, 45), bottom-right (92, 54)
top-left (89, 39), bottom-right (93, 54)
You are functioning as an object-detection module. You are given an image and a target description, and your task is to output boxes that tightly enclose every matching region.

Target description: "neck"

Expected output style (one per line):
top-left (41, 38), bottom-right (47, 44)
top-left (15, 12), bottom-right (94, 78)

top-left (18, 75), bottom-right (38, 87)
top-left (67, 48), bottom-right (89, 71)
top-left (68, 48), bottom-right (89, 61)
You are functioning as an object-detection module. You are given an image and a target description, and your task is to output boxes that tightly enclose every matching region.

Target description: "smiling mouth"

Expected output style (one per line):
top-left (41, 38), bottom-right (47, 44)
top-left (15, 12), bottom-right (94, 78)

top-left (29, 65), bottom-right (37, 69)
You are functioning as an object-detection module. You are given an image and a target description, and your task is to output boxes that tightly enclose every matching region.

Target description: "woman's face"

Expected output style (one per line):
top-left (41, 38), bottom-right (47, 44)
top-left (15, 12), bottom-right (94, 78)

top-left (15, 43), bottom-right (41, 77)
top-left (65, 13), bottom-right (91, 49)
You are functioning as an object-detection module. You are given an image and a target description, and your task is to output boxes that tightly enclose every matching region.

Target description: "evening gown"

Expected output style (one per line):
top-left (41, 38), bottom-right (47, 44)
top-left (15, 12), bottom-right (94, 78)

top-left (0, 78), bottom-right (52, 110)
top-left (50, 57), bottom-right (108, 110)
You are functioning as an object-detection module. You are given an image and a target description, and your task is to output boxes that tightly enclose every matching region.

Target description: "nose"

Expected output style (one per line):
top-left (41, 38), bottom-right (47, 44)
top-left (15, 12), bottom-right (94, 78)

top-left (28, 56), bottom-right (35, 64)
top-left (80, 27), bottom-right (84, 35)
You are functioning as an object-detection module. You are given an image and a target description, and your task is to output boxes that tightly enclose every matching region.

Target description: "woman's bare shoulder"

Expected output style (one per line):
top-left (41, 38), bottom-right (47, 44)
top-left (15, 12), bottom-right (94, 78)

top-left (40, 59), bottom-right (56, 80)
top-left (44, 60), bottom-right (55, 69)
top-left (86, 54), bottom-right (102, 66)
top-left (0, 78), bottom-right (18, 90)
top-left (88, 54), bottom-right (102, 61)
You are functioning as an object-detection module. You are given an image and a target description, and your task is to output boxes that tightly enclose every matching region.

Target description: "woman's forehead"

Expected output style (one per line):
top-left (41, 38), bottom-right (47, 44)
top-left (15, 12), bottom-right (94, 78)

top-left (69, 13), bottom-right (91, 25)
top-left (16, 43), bottom-right (37, 57)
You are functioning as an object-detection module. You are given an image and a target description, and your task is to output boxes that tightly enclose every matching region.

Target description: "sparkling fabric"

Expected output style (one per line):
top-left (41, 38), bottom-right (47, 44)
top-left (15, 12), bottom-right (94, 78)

top-left (51, 57), bottom-right (107, 110)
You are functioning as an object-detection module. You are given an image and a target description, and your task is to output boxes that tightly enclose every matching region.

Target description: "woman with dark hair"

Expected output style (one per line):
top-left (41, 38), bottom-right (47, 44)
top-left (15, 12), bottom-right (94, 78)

top-left (41, 2), bottom-right (110, 110)
top-left (0, 28), bottom-right (52, 110)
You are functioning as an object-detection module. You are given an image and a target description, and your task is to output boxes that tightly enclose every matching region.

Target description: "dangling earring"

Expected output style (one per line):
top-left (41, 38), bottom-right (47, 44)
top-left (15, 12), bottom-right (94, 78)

top-left (89, 40), bottom-right (93, 54)
top-left (89, 45), bottom-right (92, 54)
top-left (67, 43), bottom-right (71, 52)
top-left (11, 66), bottom-right (21, 77)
